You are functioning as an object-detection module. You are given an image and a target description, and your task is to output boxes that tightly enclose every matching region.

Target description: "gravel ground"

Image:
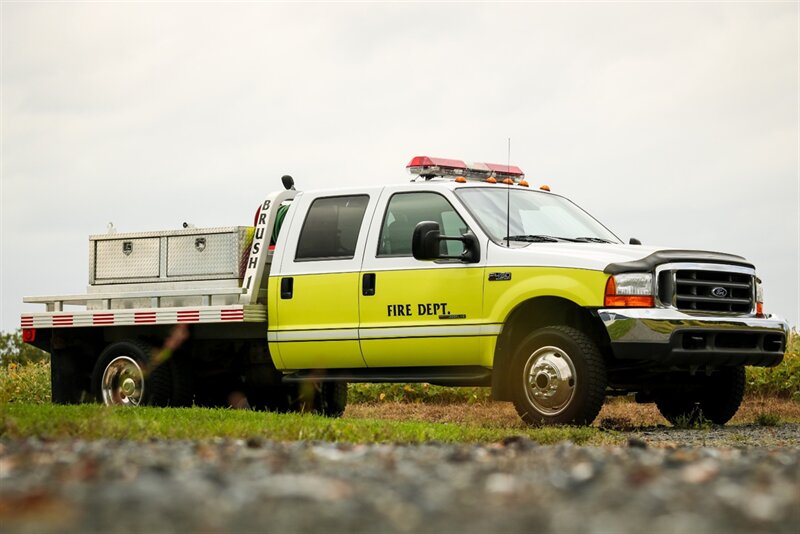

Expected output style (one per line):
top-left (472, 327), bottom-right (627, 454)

top-left (1, 426), bottom-right (798, 534)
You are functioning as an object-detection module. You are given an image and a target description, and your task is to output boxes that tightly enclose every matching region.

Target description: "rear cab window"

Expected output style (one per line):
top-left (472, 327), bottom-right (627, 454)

top-left (295, 195), bottom-right (370, 261)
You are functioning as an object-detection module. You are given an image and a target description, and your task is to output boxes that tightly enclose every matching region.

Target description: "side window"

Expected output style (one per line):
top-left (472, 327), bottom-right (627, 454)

top-left (295, 195), bottom-right (369, 261)
top-left (378, 192), bottom-right (468, 257)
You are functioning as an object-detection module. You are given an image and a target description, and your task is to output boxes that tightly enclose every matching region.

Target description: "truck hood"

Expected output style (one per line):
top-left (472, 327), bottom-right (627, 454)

top-left (486, 242), bottom-right (753, 273)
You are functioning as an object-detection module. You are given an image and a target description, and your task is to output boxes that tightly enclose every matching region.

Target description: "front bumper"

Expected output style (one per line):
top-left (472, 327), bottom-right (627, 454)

top-left (597, 308), bottom-right (789, 367)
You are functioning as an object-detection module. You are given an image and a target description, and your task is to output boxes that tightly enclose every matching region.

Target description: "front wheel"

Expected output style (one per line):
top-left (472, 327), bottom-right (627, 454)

top-left (511, 326), bottom-right (607, 426)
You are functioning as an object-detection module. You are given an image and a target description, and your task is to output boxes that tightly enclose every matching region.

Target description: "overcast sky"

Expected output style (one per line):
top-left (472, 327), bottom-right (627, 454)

top-left (2, 2), bottom-right (798, 331)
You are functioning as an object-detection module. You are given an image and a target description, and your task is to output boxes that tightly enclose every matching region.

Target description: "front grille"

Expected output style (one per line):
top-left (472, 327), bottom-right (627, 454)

top-left (659, 268), bottom-right (754, 314)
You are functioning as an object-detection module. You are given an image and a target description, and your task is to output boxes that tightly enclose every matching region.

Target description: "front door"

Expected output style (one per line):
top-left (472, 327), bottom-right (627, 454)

top-left (358, 189), bottom-right (488, 367)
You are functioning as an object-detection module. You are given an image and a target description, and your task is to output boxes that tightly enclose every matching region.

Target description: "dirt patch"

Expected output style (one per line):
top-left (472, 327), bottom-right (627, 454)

top-left (345, 397), bottom-right (800, 429)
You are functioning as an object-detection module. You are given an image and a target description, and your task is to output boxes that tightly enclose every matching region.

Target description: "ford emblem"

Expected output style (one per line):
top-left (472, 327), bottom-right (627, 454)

top-left (711, 286), bottom-right (728, 298)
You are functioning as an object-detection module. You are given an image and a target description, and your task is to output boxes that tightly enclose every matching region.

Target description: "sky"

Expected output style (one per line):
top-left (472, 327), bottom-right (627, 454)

top-left (1, 1), bottom-right (798, 331)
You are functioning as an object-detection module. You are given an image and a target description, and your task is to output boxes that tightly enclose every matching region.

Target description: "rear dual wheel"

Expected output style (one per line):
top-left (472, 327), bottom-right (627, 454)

top-left (91, 340), bottom-right (193, 407)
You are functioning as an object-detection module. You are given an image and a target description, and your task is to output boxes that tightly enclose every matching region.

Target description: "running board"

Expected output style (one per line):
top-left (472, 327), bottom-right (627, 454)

top-left (281, 366), bottom-right (492, 387)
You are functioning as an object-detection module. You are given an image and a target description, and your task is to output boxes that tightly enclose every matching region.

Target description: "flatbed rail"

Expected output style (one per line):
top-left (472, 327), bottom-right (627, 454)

top-left (24, 288), bottom-right (246, 311)
top-left (21, 304), bottom-right (267, 329)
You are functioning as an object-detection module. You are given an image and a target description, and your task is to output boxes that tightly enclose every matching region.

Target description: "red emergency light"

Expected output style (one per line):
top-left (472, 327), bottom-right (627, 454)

top-left (406, 156), bottom-right (468, 178)
top-left (483, 162), bottom-right (524, 179)
top-left (407, 155), bottom-right (526, 183)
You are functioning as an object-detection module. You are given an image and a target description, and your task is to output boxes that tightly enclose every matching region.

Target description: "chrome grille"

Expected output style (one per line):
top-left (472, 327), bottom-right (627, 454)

top-left (658, 266), bottom-right (754, 314)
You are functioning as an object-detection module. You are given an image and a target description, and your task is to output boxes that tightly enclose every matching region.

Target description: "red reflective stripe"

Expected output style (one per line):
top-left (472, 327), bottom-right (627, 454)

top-left (221, 309), bottom-right (244, 321)
top-left (135, 312), bottom-right (157, 324)
top-left (93, 313), bottom-right (115, 325)
top-left (52, 315), bottom-right (73, 326)
top-left (177, 310), bottom-right (200, 322)
top-left (21, 316), bottom-right (34, 327)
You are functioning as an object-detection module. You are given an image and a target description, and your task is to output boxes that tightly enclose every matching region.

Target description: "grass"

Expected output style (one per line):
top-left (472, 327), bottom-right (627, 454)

top-left (0, 403), bottom-right (613, 445)
top-left (754, 411), bottom-right (781, 427)
top-left (746, 331), bottom-right (800, 401)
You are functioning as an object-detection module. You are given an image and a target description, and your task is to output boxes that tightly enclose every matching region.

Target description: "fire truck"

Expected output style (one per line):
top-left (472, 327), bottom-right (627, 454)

top-left (21, 157), bottom-right (789, 426)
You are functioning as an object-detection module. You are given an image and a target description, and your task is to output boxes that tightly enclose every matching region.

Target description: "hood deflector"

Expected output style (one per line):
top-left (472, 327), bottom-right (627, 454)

top-left (604, 250), bottom-right (753, 275)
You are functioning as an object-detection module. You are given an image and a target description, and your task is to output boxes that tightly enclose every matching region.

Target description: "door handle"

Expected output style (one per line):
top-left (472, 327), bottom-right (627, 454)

top-left (362, 273), bottom-right (376, 296)
top-left (280, 277), bottom-right (294, 299)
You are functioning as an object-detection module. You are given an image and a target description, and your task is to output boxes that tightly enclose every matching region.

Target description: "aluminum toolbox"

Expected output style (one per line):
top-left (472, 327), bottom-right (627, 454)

top-left (90, 227), bottom-right (254, 285)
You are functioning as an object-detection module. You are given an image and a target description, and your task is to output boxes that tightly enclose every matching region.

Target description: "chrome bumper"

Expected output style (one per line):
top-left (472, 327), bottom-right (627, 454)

top-left (597, 308), bottom-right (789, 367)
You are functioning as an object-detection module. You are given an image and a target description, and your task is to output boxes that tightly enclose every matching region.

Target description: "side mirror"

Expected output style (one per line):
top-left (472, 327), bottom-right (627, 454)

top-left (629, 237), bottom-right (642, 245)
top-left (412, 221), bottom-right (480, 263)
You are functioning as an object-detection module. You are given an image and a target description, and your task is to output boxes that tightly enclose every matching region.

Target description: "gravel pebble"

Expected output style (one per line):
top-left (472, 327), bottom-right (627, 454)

top-left (1, 426), bottom-right (798, 533)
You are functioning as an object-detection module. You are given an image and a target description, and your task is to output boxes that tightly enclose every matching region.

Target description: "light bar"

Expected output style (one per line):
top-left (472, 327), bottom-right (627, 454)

top-left (406, 156), bottom-right (468, 178)
top-left (483, 162), bottom-right (524, 179)
top-left (407, 155), bottom-right (525, 182)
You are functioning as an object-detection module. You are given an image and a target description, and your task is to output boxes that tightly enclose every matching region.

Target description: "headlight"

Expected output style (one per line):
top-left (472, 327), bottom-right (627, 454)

top-left (604, 273), bottom-right (655, 307)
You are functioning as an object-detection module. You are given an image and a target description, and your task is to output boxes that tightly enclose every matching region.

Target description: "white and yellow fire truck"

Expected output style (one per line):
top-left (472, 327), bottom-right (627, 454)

top-left (21, 156), bottom-right (789, 426)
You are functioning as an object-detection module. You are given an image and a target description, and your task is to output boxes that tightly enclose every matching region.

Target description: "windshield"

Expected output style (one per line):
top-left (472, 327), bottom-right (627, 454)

top-left (455, 187), bottom-right (621, 244)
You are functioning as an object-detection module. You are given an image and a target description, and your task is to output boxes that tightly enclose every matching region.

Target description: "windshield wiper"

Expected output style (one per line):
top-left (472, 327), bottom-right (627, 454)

top-left (573, 237), bottom-right (616, 243)
top-left (504, 235), bottom-right (574, 243)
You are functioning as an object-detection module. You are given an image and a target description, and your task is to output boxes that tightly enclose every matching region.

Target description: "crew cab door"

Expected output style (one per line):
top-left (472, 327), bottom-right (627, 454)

top-left (358, 187), bottom-right (490, 367)
top-left (269, 189), bottom-right (379, 370)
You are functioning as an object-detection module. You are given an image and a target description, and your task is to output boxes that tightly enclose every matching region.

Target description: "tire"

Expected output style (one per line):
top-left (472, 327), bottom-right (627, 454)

top-left (295, 382), bottom-right (348, 417)
top-left (51, 349), bottom-right (81, 404)
top-left (700, 366), bottom-right (745, 425)
top-left (91, 339), bottom-right (193, 407)
top-left (510, 326), bottom-right (606, 426)
top-left (247, 385), bottom-right (295, 413)
top-left (655, 395), bottom-right (703, 426)
top-left (655, 367), bottom-right (745, 426)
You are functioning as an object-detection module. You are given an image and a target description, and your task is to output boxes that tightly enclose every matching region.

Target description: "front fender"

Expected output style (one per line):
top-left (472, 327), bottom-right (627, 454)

top-left (485, 267), bottom-right (608, 324)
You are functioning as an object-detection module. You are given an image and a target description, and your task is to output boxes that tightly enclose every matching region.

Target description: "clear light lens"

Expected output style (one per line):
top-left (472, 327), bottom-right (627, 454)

top-left (756, 278), bottom-right (763, 304)
top-left (613, 273), bottom-right (653, 296)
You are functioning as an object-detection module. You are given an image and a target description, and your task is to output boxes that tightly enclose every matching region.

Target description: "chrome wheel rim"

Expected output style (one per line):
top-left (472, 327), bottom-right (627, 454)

top-left (523, 345), bottom-right (576, 415)
top-left (101, 356), bottom-right (144, 406)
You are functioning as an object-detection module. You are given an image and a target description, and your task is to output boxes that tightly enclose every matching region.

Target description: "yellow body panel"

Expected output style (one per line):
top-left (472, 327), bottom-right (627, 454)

top-left (359, 267), bottom-right (486, 366)
top-left (268, 266), bottom-right (608, 370)
top-left (359, 336), bottom-right (496, 368)
top-left (359, 267), bottom-right (485, 328)
top-left (484, 267), bottom-right (608, 322)
top-left (277, 340), bottom-right (364, 370)
top-left (269, 272), bottom-right (366, 369)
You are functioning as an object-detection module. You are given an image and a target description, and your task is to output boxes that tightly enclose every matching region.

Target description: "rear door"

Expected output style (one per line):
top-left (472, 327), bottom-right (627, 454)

top-left (358, 186), bottom-right (490, 367)
top-left (269, 189), bottom-right (379, 370)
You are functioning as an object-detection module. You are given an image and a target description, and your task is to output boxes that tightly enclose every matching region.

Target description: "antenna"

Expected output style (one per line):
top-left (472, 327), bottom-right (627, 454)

top-left (506, 137), bottom-right (511, 247)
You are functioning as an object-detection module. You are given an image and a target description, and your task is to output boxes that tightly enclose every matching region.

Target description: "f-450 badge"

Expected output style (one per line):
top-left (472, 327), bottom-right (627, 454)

top-left (488, 272), bottom-right (512, 281)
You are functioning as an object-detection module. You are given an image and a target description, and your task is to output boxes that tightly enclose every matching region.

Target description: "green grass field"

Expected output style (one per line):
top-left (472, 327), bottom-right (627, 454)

top-left (0, 403), bottom-right (612, 445)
